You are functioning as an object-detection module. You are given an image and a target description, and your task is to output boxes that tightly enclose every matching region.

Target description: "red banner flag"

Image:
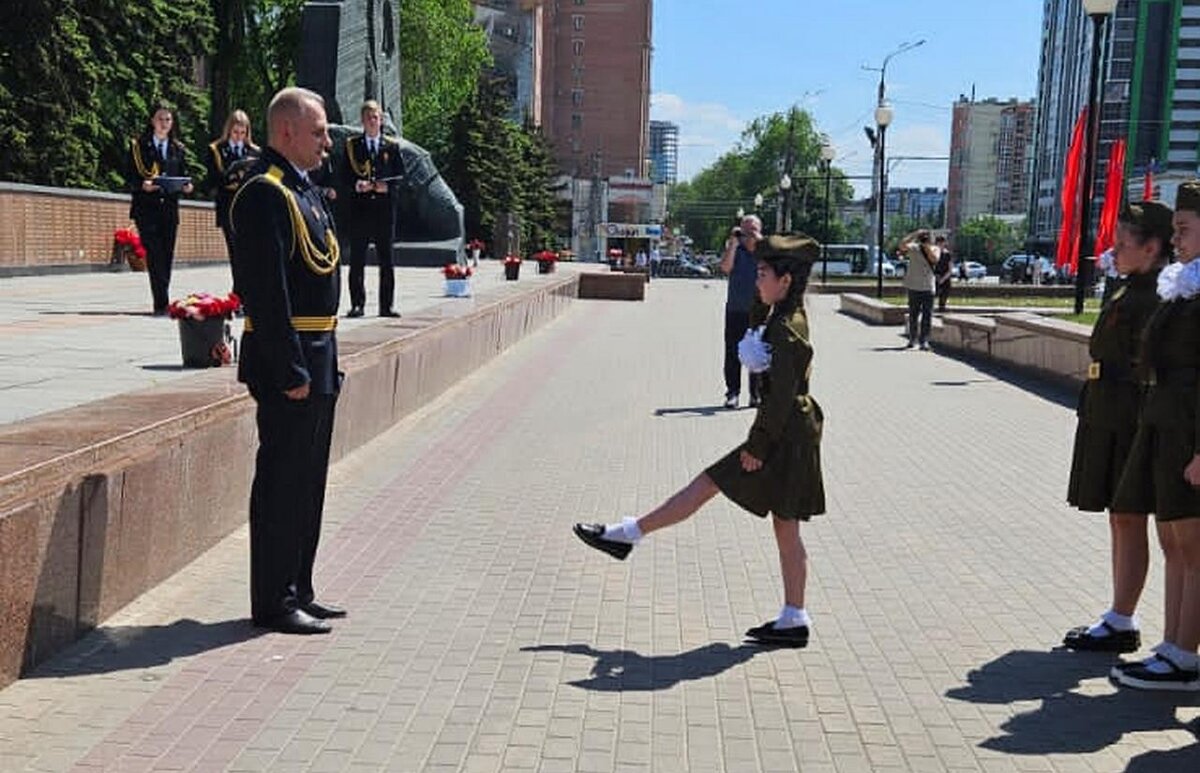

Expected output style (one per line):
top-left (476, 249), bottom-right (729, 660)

top-left (1144, 157), bottom-right (1155, 201)
top-left (1093, 138), bottom-right (1126, 256)
top-left (1056, 108), bottom-right (1088, 271)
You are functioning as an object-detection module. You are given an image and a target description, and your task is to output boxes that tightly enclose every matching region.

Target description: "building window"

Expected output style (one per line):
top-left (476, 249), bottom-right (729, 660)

top-left (572, 38), bottom-right (584, 56)
top-left (573, 14), bottom-right (584, 31)
top-left (572, 113), bottom-right (583, 129)
top-left (574, 0), bottom-right (585, 5)
top-left (572, 65), bottom-right (584, 84)
top-left (572, 89), bottom-right (584, 107)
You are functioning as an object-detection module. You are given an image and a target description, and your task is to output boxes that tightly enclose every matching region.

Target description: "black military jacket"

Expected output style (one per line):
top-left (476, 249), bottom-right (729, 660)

top-left (230, 148), bottom-right (342, 396)
top-left (344, 134), bottom-right (402, 207)
top-left (125, 131), bottom-right (190, 220)
top-left (205, 139), bottom-right (262, 228)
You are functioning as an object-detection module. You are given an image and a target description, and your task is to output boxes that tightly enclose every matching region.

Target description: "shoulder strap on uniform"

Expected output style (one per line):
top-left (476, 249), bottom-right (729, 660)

top-left (209, 140), bottom-right (225, 175)
top-left (130, 137), bottom-right (160, 179)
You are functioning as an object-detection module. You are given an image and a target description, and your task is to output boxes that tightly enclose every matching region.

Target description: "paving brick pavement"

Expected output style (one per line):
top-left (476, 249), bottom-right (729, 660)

top-left (1, 280), bottom-right (1199, 772)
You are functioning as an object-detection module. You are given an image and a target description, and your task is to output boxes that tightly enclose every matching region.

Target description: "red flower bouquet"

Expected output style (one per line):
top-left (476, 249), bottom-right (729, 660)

top-left (503, 255), bottom-right (521, 281)
top-left (443, 263), bottom-right (474, 280)
top-left (534, 249), bottom-right (558, 274)
top-left (503, 255), bottom-right (521, 265)
top-left (113, 228), bottom-right (148, 271)
top-left (168, 292), bottom-right (242, 321)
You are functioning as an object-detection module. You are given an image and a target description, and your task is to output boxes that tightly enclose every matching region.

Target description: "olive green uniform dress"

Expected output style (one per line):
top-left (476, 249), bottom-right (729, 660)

top-left (1067, 270), bottom-right (1160, 511)
top-left (1111, 290), bottom-right (1200, 520)
top-left (706, 299), bottom-right (826, 520)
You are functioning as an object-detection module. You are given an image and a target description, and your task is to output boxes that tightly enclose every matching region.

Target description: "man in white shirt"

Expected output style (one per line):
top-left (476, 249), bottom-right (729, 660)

top-left (899, 230), bottom-right (938, 350)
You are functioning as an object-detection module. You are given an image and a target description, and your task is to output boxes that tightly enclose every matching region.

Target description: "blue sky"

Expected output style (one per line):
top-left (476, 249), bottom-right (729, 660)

top-left (650, 0), bottom-right (1044, 197)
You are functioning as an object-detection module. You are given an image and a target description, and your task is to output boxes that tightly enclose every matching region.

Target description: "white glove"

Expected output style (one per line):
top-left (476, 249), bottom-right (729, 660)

top-left (737, 326), bottom-right (772, 373)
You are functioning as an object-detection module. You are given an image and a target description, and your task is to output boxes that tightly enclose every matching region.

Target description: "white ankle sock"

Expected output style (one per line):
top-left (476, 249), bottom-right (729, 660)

top-left (774, 605), bottom-right (811, 629)
top-left (1087, 609), bottom-right (1137, 636)
top-left (602, 517), bottom-right (642, 544)
top-left (1155, 643), bottom-right (1200, 672)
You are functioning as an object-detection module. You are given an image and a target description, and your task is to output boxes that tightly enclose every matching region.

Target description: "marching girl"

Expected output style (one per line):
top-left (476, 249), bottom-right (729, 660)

top-left (574, 234), bottom-right (827, 647)
top-left (1063, 202), bottom-right (1173, 654)
top-left (1108, 181), bottom-right (1200, 691)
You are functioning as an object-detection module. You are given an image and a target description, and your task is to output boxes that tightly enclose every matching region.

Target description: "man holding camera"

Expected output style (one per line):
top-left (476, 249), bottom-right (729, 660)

top-left (900, 229), bottom-right (939, 350)
top-left (718, 215), bottom-right (767, 409)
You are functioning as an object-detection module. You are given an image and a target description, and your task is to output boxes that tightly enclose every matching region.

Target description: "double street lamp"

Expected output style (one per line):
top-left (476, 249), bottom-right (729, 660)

top-left (1074, 0), bottom-right (1118, 314)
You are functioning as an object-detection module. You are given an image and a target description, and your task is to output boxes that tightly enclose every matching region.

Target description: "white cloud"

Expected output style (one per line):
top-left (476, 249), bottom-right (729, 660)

top-left (650, 93), bottom-right (748, 180)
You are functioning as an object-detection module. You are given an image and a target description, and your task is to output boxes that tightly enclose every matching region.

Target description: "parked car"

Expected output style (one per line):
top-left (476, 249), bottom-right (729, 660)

top-left (960, 260), bottom-right (987, 280)
top-left (869, 259), bottom-right (897, 278)
top-left (676, 257), bottom-right (711, 277)
top-left (1000, 254), bottom-right (1056, 284)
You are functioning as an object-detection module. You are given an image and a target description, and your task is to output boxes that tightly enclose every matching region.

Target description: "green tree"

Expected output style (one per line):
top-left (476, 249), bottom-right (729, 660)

top-left (0, 0), bottom-right (214, 189)
top-left (956, 215), bottom-right (1023, 264)
top-left (666, 106), bottom-right (853, 251)
top-left (400, 0), bottom-right (491, 161)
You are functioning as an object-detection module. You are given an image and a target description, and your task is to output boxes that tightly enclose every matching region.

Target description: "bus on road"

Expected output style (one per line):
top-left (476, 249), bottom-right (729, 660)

top-left (817, 244), bottom-right (896, 277)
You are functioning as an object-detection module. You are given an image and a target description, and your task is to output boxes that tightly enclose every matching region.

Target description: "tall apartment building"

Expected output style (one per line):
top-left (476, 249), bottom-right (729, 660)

top-left (648, 120), bottom-right (679, 185)
top-left (541, 0), bottom-right (652, 180)
top-left (885, 187), bottom-right (947, 225)
top-left (946, 98), bottom-right (1035, 232)
top-left (1025, 0), bottom-right (1200, 247)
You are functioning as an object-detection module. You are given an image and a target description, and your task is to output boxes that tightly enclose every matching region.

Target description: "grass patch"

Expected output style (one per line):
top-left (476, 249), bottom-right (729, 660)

top-left (879, 294), bottom-right (1101, 311)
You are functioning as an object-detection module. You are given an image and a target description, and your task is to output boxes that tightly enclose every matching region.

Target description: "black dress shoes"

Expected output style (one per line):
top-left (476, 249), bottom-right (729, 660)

top-left (347, 307), bottom-right (364, 318)
top-left (572, 523), bottom-right (632, 560)
top-left (379, 309), bottom-right (401, 318)
top-left (302, 601), bottom-right (347, 619)
top-left (254, 609), bottom-right (331, 635)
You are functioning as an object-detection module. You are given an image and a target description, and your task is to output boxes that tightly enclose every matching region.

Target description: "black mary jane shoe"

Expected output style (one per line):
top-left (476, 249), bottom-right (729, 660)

top-left (572, 523), bottom-right (632, 560)
top-left (748, 623), bottom-right (809, 648)
top-left (1062, 622), bottom-right (1140, 653)
top-left (346, 307), bottom-right (365, 318)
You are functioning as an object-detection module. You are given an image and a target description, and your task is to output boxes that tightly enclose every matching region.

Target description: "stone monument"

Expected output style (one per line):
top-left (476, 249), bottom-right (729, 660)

top-left (298, 0), bottom-right (465, 266)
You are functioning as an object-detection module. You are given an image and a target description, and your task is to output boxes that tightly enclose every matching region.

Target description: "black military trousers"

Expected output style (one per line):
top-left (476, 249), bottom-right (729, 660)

top-left (248, 391), bottom-right (337, 622)
top-left (723, 308), bottom-right (763, 401)
top-left (220, 226), bottom-right (239, 297)
top-left (349, 198), bottom-right (396, 313)
top-left (136, 207), bottom-right (179, 312)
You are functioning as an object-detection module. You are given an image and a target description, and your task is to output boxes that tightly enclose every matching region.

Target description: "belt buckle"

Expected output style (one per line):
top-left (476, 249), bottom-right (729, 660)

top-left (1087, 362), bottom-right (1101, 380)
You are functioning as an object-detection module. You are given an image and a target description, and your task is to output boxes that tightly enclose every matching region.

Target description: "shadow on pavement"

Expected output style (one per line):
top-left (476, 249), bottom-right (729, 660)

top-left (24, 618), bottom-right (262, 679)
top-left (932, 353), bottom-right (1077, 409)
top-left (947, 649), bottom-right (1200, 766)
top-left (140, 364), bottom-right (189, 372)
top-left (654, 405), bottom-right (729, 418)
top-left (522, 642), bottom-right (766, 691)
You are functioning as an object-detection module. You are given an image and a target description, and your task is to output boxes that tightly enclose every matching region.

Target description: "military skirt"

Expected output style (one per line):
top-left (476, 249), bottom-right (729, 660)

top-left (705, 396), bottom-right (826, 521)
top-left (1111, 382), bottom-right (1200, 520)
top-left (1066, 380), bottom-right (1141, 512)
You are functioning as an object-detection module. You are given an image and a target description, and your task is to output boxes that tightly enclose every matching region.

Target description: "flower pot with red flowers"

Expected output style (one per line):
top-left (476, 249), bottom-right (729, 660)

top-left (168, 292), bottom-right (241, 367)
top-left (503, 255), bottom-right (521, 280)
top-left (443, 263), bottom-right (474, 297)
top-left (534, 249), bottom-right (558, 274)
top-left (112, 227), bottom-right (148, 272)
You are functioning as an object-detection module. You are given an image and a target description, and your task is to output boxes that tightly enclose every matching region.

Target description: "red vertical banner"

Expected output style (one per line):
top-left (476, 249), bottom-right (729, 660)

top-left (1093, 138), bottom-right (1126, 256)
top-left (1056, 108), bottom-right (1088, 271)
top-left (1144, 157), bottom-right (1156, 201)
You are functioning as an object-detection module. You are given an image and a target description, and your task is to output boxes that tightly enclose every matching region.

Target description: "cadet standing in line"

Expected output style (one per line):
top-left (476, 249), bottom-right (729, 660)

top-left (1062, 201), bottom-right (1173, 655)
top-left (1108, 181), bottom-right (1200, 690)
top-left (344, 100), bottom-right (402, 318)
top-left (205, 109), bottom-right (261, 267)
top-left (126, 103), bottom-right (194, 315)
top-left (574, 235), bottom-right (826, 648)
top-left (229, 87), bottom-right (346, 635)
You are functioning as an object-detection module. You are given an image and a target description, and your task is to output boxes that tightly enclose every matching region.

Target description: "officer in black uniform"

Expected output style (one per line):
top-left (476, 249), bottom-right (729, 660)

top-left (344, 99), bottom-right (402, 317)
top-left (230, 87), bottom-right (345, 635)
top-left (126, 104), bottom-right (194, 314)
top-left (205, 109), bottom-right (262, 268)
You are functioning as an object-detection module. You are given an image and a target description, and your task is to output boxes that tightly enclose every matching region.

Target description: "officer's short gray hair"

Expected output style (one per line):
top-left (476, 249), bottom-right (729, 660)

top-left (267, 87), bottom-right (325, 134)
top-left (741, 214), bottom-right (763, 233)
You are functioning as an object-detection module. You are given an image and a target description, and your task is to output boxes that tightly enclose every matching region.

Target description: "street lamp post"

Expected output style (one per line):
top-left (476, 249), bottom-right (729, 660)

top-left (780, 174), bottom-right (793, 232)
top-left (875, 103), bottom-right (894, 299)
top-left (820, 138), bottom-right (836, 284)
top-left (865, 40), bottom-right (924, 299)
top-left (1075, 0), bottom-right (1117, 314)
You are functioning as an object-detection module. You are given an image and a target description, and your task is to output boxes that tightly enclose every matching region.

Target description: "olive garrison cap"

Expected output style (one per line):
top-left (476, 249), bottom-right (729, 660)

top-left (1119, 200), bottom-right (1174, 240)
top-left (757, 233), bottom-right (822, 263)
top-left (1177, 180), bottom-right (1200, 215)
